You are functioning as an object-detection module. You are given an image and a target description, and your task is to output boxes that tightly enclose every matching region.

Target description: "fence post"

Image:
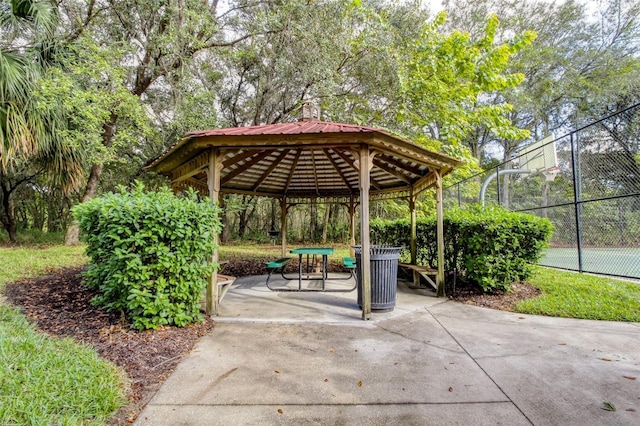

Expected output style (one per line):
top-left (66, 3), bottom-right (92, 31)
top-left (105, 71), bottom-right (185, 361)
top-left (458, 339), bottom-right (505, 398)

top-left (570, 132), bottom-right (584, 272)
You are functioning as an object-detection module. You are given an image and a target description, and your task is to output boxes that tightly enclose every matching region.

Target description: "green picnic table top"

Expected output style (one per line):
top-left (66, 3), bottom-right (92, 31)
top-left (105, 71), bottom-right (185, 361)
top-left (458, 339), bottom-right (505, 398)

top-left (290, 247), bottom-right (334, 255)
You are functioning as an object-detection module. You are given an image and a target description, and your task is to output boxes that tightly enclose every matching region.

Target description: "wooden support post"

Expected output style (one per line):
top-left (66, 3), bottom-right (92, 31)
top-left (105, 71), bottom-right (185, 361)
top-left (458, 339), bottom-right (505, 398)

top-left (435, 169), bottom-right (446, 297)
top-left (357, 145), bottom-right (372, 320)
top-left (409, 188), bottom-right (417, 265)
top-left (207, 148), bottom-right (222, 316)
top-left (281, 197), bottom-right (288, 258)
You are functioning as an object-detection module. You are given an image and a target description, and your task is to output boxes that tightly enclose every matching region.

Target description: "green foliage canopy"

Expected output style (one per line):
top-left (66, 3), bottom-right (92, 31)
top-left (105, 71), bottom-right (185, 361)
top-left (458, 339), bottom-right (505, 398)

top-left (398, 11), bottom-right (536, 152)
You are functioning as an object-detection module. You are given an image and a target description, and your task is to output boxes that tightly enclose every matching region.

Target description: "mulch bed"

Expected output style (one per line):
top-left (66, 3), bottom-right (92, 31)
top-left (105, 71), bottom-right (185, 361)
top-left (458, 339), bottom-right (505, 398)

top-left (3, 267), bottom-right (214, 425)
top-left (2, 260), bottom-right (541, 424)
top-left (449, 282), bottom-right (541, 311)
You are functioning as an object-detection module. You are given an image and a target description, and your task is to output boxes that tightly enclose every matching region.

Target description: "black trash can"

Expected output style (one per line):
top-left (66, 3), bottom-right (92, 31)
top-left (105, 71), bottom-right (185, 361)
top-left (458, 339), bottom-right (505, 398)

top-left (353, 245), bottom-right (402, 312)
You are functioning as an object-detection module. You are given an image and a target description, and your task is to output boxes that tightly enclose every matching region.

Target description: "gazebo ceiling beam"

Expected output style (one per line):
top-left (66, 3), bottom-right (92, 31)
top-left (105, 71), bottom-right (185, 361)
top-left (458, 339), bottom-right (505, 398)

top-left (311, 150), bottom-right (320, 196)
top-left (378, 154), bottom-right (425, 177)
top-left (332, 148), bottom-right (382, 190)
top-left (323, 148), bottom-right (354, 192)
top-left (284, 149), bottom-right (302, 195)
top-left (251, 149), bottom-right (290, 191)
top-left (372, 157), bottom-right (412, 184)
top-left (222, 149), bottom-right (258, 169)
top-left (220, 150), bottom-right (276, 185)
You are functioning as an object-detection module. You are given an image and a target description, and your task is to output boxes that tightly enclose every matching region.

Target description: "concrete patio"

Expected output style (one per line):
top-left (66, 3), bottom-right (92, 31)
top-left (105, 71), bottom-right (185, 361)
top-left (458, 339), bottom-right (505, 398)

top-left (135, 275), bottom-right (640, 425)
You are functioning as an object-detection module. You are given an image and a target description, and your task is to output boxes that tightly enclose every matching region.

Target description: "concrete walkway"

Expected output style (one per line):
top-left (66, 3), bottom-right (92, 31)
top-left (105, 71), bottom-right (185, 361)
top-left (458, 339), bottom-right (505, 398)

top-left (135, 276), bottom-right (640, 425)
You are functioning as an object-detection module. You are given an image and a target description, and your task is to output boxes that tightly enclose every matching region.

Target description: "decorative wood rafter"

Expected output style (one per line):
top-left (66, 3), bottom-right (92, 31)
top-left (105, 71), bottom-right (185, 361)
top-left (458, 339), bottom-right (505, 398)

top-left (323, 148), bottom-right (353, 191)
top-left (251, 149), bottom-right (289, 191)
top-left (284, 149), bottom-right (302, 194)
top-left (170, 151), bottom-right (210, 183)
top-left (221, 150), bottom-right (275, 185)
top-left (332, 148), bottom-right (382, 190)
top-left (372, 157), bottom-right (412, 184)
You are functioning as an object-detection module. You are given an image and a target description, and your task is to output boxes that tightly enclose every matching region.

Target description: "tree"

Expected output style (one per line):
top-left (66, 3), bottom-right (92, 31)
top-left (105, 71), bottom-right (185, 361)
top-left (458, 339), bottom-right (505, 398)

top-left (62, 0), bottom-right (268, 244)
top-left (0, 0), bottom-right (84, 242)
top-left (443, 0), bottom-right (640, 163)
top-left (397, 11), bottom-right (535, 158)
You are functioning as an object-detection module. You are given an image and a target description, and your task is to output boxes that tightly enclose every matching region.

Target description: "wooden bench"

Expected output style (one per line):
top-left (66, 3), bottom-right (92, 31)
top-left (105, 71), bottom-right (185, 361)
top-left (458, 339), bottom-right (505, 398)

top-left (216, 274), bottom-right (236, 303)
top-left (399, 263), bottom-right (438, 291)
top-left (265, 257), bottom-right (293, 287)
top-left (200, 272), bottom-right (236, 312)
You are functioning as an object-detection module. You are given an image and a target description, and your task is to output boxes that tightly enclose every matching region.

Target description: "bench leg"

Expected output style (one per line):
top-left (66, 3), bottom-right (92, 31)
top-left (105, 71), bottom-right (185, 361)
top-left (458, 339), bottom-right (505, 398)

top-left (266, 269), bottom-right (276, 288)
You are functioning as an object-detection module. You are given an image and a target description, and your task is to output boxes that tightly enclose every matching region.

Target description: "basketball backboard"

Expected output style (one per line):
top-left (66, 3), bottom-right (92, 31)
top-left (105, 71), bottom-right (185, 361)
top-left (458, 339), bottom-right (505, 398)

top-left (513, 135), bottom-right (558, 172)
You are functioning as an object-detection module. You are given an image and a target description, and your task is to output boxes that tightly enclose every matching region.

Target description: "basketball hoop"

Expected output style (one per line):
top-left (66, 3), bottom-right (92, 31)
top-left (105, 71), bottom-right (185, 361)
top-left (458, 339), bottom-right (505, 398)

top-left (543, 166), bottom-right (560, 181)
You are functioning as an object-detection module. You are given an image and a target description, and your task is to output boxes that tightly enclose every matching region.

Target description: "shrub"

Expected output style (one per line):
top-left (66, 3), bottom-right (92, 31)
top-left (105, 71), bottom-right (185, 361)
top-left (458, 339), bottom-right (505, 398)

top-left (73, 183), bottom-right (221, 330)
top-left (372, 205), bottom-right (553, 291)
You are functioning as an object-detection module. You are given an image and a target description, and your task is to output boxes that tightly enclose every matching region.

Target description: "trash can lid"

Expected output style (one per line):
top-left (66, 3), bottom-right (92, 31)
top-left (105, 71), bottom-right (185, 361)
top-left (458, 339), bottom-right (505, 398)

top-left (352, 245), bottom-right (402, 255)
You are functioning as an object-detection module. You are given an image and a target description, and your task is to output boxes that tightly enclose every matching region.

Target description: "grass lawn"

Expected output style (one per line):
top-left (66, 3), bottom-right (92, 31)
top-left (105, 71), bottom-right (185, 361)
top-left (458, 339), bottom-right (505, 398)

top-left (517, 266), bottom-right (640, 322)
top-left (0, 245), bottom-right (87, 287)
top-left (0, 244), bottom-right (126, 425)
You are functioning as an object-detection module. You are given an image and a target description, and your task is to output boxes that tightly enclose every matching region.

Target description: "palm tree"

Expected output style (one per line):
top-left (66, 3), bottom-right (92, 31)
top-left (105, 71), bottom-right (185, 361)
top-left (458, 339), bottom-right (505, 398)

top-left (1, 0), bottom-right (84, 242)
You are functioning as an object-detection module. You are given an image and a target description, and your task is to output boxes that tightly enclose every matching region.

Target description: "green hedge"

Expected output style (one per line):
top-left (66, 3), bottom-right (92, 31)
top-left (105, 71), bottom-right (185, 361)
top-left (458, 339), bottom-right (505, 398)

top-left (73, 184), bottom-right (221, 330)
top-left (372, 205), bottom-right (553, 291)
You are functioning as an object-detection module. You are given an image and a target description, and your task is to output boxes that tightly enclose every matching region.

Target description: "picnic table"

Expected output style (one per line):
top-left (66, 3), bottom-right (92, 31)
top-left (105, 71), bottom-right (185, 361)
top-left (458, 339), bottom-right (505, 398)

top-left (265, 247), bottom-right (356, 292)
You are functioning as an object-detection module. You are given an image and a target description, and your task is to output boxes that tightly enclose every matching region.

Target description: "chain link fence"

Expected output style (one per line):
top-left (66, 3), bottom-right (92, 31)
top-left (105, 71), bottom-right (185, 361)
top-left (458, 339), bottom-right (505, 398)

top-left (444, 102), bottom-right (640, 280)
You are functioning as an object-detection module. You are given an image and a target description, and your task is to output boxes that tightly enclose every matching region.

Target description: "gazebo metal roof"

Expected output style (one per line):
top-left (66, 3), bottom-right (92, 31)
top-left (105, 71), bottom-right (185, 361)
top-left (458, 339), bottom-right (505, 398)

top-left (149, 120), bottom-right (463, 201)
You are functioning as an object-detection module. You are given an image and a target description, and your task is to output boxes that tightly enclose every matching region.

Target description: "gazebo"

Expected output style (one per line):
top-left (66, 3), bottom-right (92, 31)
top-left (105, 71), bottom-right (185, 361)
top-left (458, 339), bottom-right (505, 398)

top-left (148, 108), bottom-right (462, 320)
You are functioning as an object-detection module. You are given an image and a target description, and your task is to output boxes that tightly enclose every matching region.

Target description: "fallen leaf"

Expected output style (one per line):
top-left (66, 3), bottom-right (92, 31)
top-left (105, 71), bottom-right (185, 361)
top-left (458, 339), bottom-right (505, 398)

top-left (601, 401), bottom-right (616, 412)
top-left (330, 349), bottom-right (336, 353)
top-left (625, 408), bottom-right (636, 412)
top-left (601, 358), bottom-right (612, 362)
top-left (448, 387), bottom-right (453, 392)
top-left (622, 376), bottom-right (636, 380)
top-left (357, 380), bottom-right (363, 387)
top-left (277, 408), bottom-right (284, 414)
top-left (518, 317), bottom-right (525, 320)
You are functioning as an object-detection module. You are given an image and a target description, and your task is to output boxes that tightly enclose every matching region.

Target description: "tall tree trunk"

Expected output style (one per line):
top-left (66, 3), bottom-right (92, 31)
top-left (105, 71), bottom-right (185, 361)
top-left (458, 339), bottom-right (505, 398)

top-left (501, 174), bottom-right (510, 209)
top-left (65, 113), bottom-right (117, 245)
top-left (1, 183), bottom-right (17, 243)
top-left (321, 204), bottom-right (331, 243)
top-left (310, 201), bottom-right (317, 243)
top-left (270, 198), bottom-right (277, 231)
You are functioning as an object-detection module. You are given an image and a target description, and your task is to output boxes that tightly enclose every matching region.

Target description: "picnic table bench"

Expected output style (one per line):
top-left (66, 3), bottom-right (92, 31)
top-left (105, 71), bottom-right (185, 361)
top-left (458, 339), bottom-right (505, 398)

top-left (399, 263), bottom-right (438, 291)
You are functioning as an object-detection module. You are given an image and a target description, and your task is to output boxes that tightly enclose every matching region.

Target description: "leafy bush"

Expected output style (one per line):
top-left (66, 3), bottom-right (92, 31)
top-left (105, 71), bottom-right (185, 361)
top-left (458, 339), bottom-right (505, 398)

top-left (372, 205), bottom-right (553, 291)
top-left (73, 183), bottom-right (221, 330)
